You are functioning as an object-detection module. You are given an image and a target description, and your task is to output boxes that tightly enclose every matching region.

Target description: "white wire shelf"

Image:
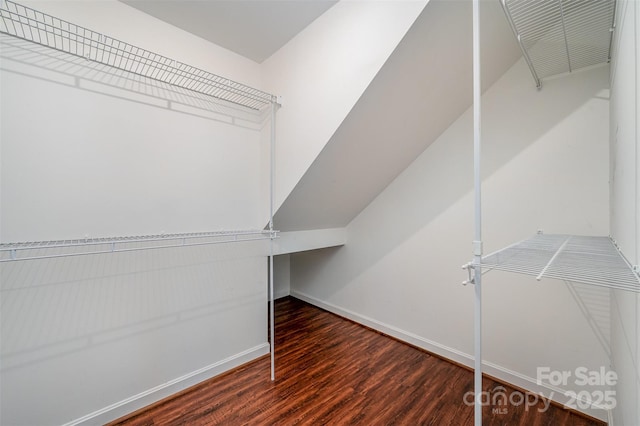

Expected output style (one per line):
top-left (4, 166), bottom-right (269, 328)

top-left (501, 0), bottom-right (616, 88)
top-left (0, 230), bottom-right (279, 262)
top-left (0, 0), bottom-right (276, 110)
top-left (479, 233), bottom-right (640, 292)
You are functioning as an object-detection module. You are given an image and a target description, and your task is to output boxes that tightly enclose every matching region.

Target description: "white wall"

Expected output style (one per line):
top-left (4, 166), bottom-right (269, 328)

top-left (609, 0), bottom-right (640, 424)
top-left (1, 0), bottom-right (267, 240)
top-left (272, 228), bottom-right (350, 300)
top-left (272, 0), bottom-right (522, 232)
top-left (291, 59), bottom-right (611, 420)
top-left (0, 243), bottom-right (268, 425)
top-left (0, 2), bottom-right (271, 424)
top-left (261, 0), bottom-right (427, 211)
top-left (274, 254), bottom-right (290, 300)
top-left (0, 64), bottom-right (263, 240)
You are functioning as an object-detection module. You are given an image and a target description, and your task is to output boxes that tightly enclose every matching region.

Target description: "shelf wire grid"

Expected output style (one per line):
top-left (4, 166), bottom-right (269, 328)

top-left (481, 234), bottom-right (640, 292)
top-left (0, 0), bottom-right (276, 110)
top-left (0, 230), bottom-right (278, 262)
top-left (502, 0), bottom-right (616, 87)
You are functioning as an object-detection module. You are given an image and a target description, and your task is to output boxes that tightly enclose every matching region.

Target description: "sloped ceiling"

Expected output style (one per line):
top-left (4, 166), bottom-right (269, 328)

top-left (273, 0), bottom-right (522, 231)
top-left (120, 0), bottom-right (337, 63)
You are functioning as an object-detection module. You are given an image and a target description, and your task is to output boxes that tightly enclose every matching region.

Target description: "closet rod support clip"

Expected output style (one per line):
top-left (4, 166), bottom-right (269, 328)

top-left (462, 261), bottom-right (478, 285)
top-left (473, 240), bottom-right (483, 256)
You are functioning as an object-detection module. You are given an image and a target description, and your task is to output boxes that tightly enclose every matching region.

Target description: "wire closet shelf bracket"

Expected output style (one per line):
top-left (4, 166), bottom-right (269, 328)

top-left (500, 0), bottom-right (616, 88)
top-left (466, 233), bottom-right (640, 293)
top-left (0, 230), bottom-right (279, 263)
top-left (0, 0), bottom-right (277, 110)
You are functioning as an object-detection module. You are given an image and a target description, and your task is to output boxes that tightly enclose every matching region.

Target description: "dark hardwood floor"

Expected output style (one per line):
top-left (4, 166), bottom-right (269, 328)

top-left (110, 297), bottom-right (606, 426)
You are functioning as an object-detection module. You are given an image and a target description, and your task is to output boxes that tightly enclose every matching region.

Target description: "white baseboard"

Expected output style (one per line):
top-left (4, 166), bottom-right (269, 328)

top-left (291, 290), bottom-right (610, 423)
top-left (64, 343), bottom-right (270, 426)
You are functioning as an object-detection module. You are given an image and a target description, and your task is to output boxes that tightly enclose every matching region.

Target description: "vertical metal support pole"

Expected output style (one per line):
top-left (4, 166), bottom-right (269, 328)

top-left (269, 101), bottom-right (276, 381)
top-left (269, 242), bottom-right (275, 381)
top-left (635, 0), bottom-right (639, 280)
top-left (472, 0), bottom-right (483, 425)
top-left (269, 109), bottom-right (275, 233)
top-left (634, 6), bottom-right (640, 411)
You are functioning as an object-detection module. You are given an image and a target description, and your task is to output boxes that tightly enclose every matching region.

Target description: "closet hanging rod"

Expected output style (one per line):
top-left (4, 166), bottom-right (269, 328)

top-left (0, 0), bottom-right (277, 110)
top-left (0, 229), bottom-right (279, 262)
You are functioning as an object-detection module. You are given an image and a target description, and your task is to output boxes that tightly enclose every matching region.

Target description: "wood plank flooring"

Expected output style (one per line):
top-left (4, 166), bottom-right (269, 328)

top-left (110, 297), bottom-right (606, 426)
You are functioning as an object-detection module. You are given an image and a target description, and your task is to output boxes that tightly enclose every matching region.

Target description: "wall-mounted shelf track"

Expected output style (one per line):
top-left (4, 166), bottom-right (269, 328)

top-left (480, 233), bottom-right (640, 292)
top-left (0, 0), bottom-right (276, 110)
top-left (0, 230), bottom-right (279, 262)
